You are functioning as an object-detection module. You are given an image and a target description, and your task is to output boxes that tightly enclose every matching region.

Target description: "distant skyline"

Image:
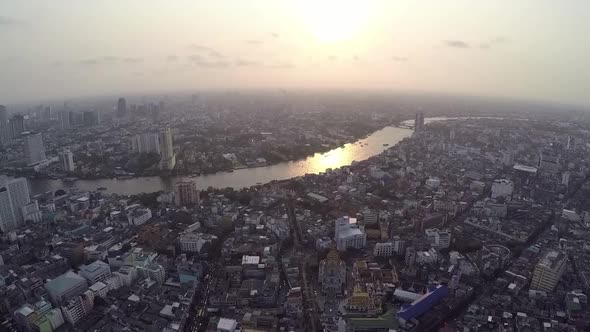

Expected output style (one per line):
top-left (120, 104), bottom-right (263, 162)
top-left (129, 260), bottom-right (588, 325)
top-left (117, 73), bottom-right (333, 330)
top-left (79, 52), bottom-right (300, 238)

top-left (1, 1), bottom-right (590, 106)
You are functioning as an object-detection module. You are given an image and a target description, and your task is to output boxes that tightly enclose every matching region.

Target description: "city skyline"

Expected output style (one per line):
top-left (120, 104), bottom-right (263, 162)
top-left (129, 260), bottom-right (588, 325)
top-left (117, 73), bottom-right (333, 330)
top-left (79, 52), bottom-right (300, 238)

top-left (2, 1), bottom-right (590, 106)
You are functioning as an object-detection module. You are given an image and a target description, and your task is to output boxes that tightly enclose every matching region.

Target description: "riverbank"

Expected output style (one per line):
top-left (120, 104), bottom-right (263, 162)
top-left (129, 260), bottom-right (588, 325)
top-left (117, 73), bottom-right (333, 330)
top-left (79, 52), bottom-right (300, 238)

top-left (28, 125), bottom-right (413, 195)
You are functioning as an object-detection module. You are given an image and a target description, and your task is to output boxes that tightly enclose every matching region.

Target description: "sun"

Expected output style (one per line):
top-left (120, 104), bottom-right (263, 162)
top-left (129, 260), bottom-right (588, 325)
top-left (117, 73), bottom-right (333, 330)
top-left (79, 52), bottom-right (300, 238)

top-left (294, 0), bottom-right (372, 42)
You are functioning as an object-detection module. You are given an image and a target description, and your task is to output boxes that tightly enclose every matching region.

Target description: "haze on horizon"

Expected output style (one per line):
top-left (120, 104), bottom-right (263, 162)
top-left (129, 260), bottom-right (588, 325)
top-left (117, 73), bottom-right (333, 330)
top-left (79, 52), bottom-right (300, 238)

top-left (1, 0), bottom-right (589, 106)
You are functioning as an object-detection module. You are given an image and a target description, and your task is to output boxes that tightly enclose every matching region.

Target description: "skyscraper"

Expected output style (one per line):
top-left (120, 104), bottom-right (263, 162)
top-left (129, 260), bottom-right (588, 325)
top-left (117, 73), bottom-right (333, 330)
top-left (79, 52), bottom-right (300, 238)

top-left (414, 113), bottom-right (424, 131)
top-left (0, 105), bottom-right (10, 146)
top-left (117, 98), bottom-right (127, 118)
top-left (59, 149), bottom-right (75, 172)
top-left (159, 127), bottom-right (176, 170)
top-left (59, 110), bottom-right (72, 130)
top-left (131, 133), bottom-right (161, 154)
top-left (10, 114), bottom-right (25, 138)
top-left (0, 177), bottom-right (31, 230)
top-left (24, 133), bottom-right (47, 166)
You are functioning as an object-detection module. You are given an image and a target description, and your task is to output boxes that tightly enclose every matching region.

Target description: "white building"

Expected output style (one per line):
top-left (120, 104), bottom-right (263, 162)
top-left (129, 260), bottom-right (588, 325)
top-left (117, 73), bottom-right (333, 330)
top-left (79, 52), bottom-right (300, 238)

top-left (137, 263), bottom-right (166, 284)
top-left (0, 177), bottom-right (31, 229)
top-left (126, 207), bottom-right (152, 226)
top-left (61, 290), bottom-right (94, 326)
top-left (530, 250), bottom-right (567, 292)
top-left (425, 228), bottom-right (452, 249)
top-left (132, 133), bottom-right (161, 154)
top-left (217, 318), bottom-right (238, 332)
top-left (24, 133), bottom-right (47, 166)
top-left (159, 127), bottom-right (176, 170)
top-left (115, 264), bottom-right (137, 287)
top-left (21, 201), bottom-right (42, 223)
top-left (59, 149), bottom-right (75, 172)
top-left (491, 179), bottom-right (514, 199)
top-left (79, 260), bottom-right (111, 284)
top-left (89, 281), bottom-right (109, 298)
top-left (416, 248), bottom-right (439, 265)
top-left (179, 232), bottom-right (218, 254)
top-left (46, 308), bottom-right (65, 330)
top-left (335, 216), bottom-right (366, 252)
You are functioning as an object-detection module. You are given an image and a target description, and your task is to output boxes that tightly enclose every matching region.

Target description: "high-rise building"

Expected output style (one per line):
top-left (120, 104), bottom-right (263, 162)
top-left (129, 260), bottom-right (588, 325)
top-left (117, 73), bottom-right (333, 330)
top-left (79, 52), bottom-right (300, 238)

top-left (491, 179), bottom-right (514, 199)
top-left (10, 114), bottom-right (25, 138)
top-left (159, 127), bottom-right (176, 170)
top-left (59, 149), bottom-right (75, 172)
top-left (0, 187), bottom-right (17, 232)
top-left (59, 111), bottom-right (71, 130)
top-left (132, 133), bottom-right (161, 154)
top-left (530, 250), bottom-right (567, 292)
top-left (79, 260), bottom-right (112, 284)
top-left (175, 181), bottom-right (199, 206)
top-left (414, 112), bottom-right (425, 131)
top-left (23, 133), bottom-right (47, 166)
top-left (0, 177), bottom-right (31, 229)
top-left (0, 105), bottom-right (11, 145)
top-left (117, 97), bottom-right (127, 117)
top-left (83, 110), bottom-right (100, 126)
top-left (42, 106), bottom-right (52, 121)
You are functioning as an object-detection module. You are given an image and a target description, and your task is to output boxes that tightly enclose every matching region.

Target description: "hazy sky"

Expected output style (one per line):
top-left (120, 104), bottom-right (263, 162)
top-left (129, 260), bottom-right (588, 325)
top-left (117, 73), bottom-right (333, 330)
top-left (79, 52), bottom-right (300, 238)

top-left (1, 1), bottom-right (589, 105)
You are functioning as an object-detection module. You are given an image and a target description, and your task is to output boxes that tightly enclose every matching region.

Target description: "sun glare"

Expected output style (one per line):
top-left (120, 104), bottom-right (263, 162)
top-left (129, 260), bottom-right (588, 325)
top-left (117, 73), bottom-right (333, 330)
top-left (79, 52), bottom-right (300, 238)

top-left (295, 0), bottom-right (372, 42)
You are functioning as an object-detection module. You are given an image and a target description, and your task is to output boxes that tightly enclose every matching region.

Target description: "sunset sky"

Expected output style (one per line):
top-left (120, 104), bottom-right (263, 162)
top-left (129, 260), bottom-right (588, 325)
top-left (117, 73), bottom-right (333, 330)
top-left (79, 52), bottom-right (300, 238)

top-left (1, 1), bottom-right (589, 105)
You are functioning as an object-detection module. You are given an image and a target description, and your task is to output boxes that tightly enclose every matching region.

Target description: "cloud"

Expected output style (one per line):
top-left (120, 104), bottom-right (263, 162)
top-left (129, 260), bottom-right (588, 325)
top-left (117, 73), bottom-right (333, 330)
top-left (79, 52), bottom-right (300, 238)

top-left (0, 16), bottom-right (25, 27)
top-left (187, 44), bottom-right (224, 58)
top-left (391, 56), bottom-right (409, 62)
top-left (353, 55), bottom-right (361, 62)
top-left (166, 55), bottom-right (178, 62)
top-left (245, 40), bottom-right (264, 46)
top-left (235, 59), bottom-right (262, 67)
top-left (123, 57), bottom-right (143, 64)
top-left (271, 32), bottom-right (280, 38)
top-left (79, 59), bottom-right (100, 66)
top-left (444, 40), bottom-right (470, 49)
top-left (187, 55), bottom-right (230, 68)
top-left (480, 36), bottom-right (509, 50)
top-left (52, 61), bottom-right (63, 67)
top-left (266, 61), bottom-right (295, 69)
top-left (327, 55), bottom-right (338, 62)
top-left (102, 56), bottom-right (120, 63)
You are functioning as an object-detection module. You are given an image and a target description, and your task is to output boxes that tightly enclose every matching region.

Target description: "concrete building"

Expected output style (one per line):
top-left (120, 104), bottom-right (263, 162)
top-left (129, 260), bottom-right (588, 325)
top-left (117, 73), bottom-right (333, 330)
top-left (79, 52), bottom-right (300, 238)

top-left (491, 179), bottom-right (514, 199)
top-left (89, 281), bottom-right (109, 298)
top-left (530, 250), bottom-right (567, 292)
top-left (175, 181), bottom-right (199, 207)
top-left (373, 242), bottom-right (395, 257)
top-left (217, 318), bottom-right (238, 332)
top-left (425, 228), bottom-right (452, 249)
top-left (137, 263), bottom-right (166, 284)
top-left (397, 285), bottom-right (448, 322)
top-left (318, 248), bottom-right (346, 296)
top-left (10, 114), bottom-right (25, 138)
top-left (61, 290), bottom-right (94, 326)
top-left (117, 97), bottom-right (127, 117)
top-left (0, 177), bottom-right (31, 229)
top-left (126, 207), bottom-right (152, 226)
top-left (59, 149), bottom-right (75, 172)
top-left (335, 216), bottom-right (366, 251)
top-left (59, 111), bottom-right (72, 130)
top-left (159, 127), bottom-right (176, 170)
top-left (414, 112), bottom-right (424, 131)
top-left (179, 232), bottom-right (218, 254)
top-left (21, 200), bottom-right (42, 223)
top-left (79, 260), bottom-right (111, 284)
top-left (0, 105), bottom-right (10, 145)
top-left (132, 133), bottom-right (161, 154)
top-left (23, 133), bottom-right (47, 166)
top-left (44, 271), bottom-right (88, 306)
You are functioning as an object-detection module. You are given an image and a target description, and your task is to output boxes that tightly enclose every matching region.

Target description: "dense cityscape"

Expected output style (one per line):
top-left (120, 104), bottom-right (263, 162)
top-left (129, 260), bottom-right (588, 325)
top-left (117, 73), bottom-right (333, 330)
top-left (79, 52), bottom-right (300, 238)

top-left (1, 95), bottom-right (590, 332)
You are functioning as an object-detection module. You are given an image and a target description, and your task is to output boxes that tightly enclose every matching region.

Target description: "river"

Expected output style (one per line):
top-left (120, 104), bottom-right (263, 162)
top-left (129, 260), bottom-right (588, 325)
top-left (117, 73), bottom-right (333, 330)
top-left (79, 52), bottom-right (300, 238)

top-left (29, 126), bottom-right (413, 195)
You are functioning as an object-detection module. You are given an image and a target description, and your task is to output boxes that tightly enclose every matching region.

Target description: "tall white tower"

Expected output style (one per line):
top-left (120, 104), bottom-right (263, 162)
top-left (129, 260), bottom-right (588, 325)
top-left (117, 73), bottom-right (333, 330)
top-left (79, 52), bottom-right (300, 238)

top-left (0, 177), bottom-right (30, 229)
